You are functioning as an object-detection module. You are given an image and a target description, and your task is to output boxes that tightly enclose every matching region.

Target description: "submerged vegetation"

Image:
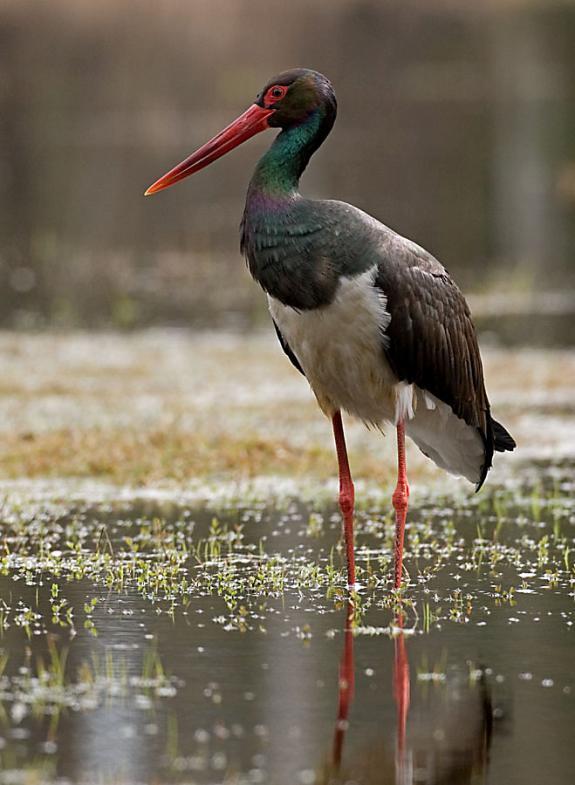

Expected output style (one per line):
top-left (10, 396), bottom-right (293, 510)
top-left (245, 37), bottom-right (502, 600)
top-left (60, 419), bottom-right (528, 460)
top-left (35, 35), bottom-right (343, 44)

top-left (0, 473), bottom-right (573, 783)
top-left (0, 477), bottom-right (573, 634)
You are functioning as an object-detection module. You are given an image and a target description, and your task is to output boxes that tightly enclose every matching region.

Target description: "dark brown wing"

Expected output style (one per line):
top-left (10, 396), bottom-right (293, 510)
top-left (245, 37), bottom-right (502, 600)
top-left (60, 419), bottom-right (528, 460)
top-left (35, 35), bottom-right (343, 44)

top-left (374, 234), bottom-right (495, 487)
top-left (273, 319), bottom-right (305, 376)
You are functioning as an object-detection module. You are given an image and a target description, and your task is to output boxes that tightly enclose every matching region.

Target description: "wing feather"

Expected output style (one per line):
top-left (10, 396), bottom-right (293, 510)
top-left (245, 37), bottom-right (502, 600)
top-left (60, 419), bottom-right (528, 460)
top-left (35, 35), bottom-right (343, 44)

top-left (272, 319), bottom-right (305, 376)
top-left (374, 235), bottom-right (495, 485)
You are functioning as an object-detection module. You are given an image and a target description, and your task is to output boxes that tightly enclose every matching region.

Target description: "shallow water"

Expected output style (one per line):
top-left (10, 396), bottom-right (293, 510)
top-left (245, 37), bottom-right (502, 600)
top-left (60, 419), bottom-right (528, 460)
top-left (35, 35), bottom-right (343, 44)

top-left (0, 465), bottom-right (573, 785)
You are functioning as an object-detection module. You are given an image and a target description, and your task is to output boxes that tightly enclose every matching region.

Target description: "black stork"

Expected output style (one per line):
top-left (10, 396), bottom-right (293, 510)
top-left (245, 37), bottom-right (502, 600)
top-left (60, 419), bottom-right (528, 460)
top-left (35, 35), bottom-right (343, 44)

top-left (145, 68), bottom-right (516, 589)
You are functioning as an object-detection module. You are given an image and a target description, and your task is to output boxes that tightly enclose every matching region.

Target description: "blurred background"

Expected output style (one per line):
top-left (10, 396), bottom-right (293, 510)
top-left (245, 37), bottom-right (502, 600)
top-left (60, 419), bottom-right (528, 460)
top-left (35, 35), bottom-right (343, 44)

top-left (0, 8), bottom-right (574, 782)
top-left (0, 0), bottom-right (574, 341)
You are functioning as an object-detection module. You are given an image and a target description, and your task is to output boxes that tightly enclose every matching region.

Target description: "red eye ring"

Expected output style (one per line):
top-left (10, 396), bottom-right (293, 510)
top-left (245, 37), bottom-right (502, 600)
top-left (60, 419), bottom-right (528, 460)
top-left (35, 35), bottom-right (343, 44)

top-left (265, 85), bottom-right (288, 106)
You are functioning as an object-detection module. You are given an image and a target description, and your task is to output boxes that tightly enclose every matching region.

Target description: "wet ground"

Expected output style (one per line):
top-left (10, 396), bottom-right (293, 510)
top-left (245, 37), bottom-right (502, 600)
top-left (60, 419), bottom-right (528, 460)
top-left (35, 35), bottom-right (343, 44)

top-left (0, 331), bottom-right (574, 784)
top-left (0, 464), bottom-right (573, 785)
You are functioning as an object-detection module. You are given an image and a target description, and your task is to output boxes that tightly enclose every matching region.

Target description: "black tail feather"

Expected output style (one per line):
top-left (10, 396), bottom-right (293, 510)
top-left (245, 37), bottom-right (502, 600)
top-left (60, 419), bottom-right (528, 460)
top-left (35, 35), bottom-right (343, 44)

top-left (491, 418), bottom-right (516, 453)
top-left (476, 416), bottom-right (516, 492)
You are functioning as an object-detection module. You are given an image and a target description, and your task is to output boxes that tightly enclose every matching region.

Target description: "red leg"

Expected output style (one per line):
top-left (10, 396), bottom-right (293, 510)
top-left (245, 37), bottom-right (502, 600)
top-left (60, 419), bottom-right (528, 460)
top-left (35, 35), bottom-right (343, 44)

top-left (392, 420), bottom-right (410, 589)
top-left (332, 411), bottom-right (356, 588)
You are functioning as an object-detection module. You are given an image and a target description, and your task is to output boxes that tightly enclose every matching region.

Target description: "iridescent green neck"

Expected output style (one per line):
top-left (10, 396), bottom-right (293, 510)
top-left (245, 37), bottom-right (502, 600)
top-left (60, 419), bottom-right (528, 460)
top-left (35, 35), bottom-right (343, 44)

top-left (248, 110), bottom-right (324, 197)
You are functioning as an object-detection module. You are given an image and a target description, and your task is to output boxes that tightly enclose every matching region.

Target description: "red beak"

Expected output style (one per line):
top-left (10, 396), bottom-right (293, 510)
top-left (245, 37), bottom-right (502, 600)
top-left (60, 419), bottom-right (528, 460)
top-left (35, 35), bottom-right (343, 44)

top-left (144, 103), bottom-right (274, 196)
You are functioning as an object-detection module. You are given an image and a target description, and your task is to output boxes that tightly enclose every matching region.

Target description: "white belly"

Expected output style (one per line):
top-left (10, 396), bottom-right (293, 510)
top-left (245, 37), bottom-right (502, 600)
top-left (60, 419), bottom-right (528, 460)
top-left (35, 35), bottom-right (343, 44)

top-left (268, 268), bottom-right (400, 425)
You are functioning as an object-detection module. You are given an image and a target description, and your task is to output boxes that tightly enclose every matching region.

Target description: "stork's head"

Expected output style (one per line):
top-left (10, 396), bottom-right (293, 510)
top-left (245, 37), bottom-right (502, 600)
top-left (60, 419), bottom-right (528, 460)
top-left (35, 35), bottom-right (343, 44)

top-left (144, 68), bottom-right (336, 196)
top-left (254, 68), bottom-right (336, 129)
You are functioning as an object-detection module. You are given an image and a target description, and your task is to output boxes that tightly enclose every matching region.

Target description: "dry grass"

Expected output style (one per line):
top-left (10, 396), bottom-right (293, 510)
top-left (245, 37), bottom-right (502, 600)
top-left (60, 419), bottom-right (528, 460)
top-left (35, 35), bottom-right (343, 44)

top-left (0, 427), bottom-right (335, 484)
top-left (0, 330), bottom-right (572, 489)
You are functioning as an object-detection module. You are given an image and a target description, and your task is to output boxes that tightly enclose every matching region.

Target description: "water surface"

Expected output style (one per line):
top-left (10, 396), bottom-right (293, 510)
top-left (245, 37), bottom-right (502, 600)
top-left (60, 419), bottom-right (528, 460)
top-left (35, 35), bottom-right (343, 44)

top-left (0, 465), bottom-right (573, 784)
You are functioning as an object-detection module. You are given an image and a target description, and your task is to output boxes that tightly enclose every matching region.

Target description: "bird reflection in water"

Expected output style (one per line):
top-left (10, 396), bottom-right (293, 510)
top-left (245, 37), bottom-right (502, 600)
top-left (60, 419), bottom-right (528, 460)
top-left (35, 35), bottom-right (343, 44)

top-left (332, 601), bottom-right (356, 771)
top-left (323, 603), bottom-right (493, 785)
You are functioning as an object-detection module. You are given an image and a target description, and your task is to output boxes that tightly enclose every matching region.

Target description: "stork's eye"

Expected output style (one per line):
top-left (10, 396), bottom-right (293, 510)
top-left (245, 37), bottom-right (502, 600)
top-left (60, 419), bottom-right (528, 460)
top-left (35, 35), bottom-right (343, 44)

top-left (264, 85), bottom-right (288, 106)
